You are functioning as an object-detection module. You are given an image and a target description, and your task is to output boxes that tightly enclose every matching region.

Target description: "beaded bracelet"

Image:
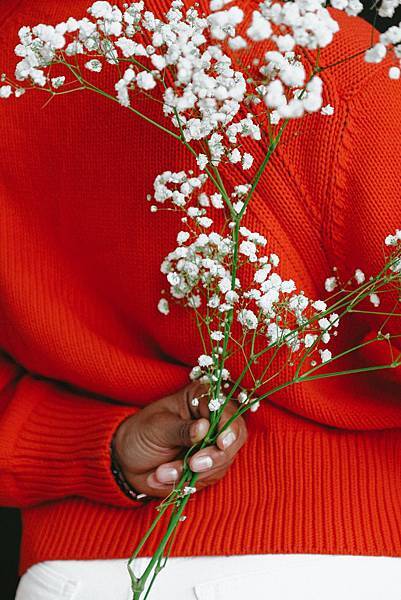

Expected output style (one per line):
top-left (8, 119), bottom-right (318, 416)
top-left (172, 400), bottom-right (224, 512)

top-left (110, 438), bottom-right (148, 503)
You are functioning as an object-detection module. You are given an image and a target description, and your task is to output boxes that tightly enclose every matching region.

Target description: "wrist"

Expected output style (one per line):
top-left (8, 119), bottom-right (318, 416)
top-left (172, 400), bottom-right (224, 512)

top-left (112, 414), bottom-right (130, 469)
top-left (110, 423), bottom-right (148, 503)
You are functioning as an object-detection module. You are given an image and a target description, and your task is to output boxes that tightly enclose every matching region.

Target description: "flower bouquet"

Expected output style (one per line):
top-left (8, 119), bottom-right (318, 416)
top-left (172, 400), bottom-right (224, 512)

top-left (2, 0), bottom-right (401, 598)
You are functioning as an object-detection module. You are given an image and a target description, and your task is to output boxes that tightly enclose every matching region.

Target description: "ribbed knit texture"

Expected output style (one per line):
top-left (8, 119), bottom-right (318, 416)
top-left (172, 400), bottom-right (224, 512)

top-left (1, 0), bottom-right (401, 575)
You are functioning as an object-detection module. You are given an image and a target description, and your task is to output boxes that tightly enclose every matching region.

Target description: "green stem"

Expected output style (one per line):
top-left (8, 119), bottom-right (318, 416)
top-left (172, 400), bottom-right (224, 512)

top-left (58, 59), bottom-right (181, 141)
top-left (131, 471), bottom-right (199, 599)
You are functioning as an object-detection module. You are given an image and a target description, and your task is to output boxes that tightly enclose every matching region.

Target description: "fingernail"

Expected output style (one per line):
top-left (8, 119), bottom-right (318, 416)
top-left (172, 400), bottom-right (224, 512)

top-left (219, 429), bottom-right (236, 449)
top-left (147, 473), bottom-right (165, 488)
top-left (192, 420), bottom-right (208, 441)
top-left (156, 466), bottom-right (179, 484)
top-left (192, 455), bottom-right (213, 472)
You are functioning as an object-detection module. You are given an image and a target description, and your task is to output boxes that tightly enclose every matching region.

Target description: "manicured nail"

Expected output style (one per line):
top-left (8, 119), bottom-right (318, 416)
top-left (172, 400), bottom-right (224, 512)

top-left (156, 466), bottom-right (179, 484)
top-left (192, 455), bottom-right (213, 472)
top-left (192, 420), bottom-right (208, 441)
top-left (219, 429), bottom-right (236, 449)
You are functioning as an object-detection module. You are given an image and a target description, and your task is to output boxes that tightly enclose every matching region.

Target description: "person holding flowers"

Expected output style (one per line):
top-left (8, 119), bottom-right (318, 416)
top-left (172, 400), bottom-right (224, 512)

top-left (0, 1), bottom-right (401, 598)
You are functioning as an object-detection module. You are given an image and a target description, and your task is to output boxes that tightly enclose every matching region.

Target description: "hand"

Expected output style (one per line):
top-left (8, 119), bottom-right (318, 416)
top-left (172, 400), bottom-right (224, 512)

top-left (112, 382), bottom-right (248, 498)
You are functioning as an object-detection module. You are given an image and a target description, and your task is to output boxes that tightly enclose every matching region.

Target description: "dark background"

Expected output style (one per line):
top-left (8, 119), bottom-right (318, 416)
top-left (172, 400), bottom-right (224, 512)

top-left (1, 4), bottom-right (400, 600)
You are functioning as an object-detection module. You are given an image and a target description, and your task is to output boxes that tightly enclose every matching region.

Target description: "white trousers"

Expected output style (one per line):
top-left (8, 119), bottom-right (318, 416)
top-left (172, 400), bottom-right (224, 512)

top-left (16, 554), bottom-right (401, 600)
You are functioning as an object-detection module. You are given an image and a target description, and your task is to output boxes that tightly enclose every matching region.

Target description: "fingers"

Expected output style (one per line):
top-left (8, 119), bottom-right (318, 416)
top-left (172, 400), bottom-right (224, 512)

top-left (127, 469), bottom-right (178, 499)
top-left (141, 411), bottom-right (248, 498)
top-left (169, 382), bottom-right (247, 453)
top-left (178, 384), bottom-right (248, 469)
top-left (143, 454), bottom-right (232, 498)
top-left (216, 406), bottom-right (248, 453)
top-left (130, 383), bottom-right (249, 498)
top-left (185, 383), bottom-right (247, 450)
top-left (148, 428), bottom-right (243, 491)
top-left (152, 411), bottom-right (210, 449)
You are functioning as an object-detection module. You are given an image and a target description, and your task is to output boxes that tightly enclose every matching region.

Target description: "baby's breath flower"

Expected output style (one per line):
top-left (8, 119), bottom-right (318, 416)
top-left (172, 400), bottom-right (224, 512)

top-left (238, 391), bottom-right (248, 404)
top-left (354, 268), bottom-right (365, 284)
top-left (320, 349), bottom-right (332, 363)
top-left (177, 231), bottom-right (190, 245)
top-left (250, 400), bottom-right (260, 412)
top-left (198, 354), bottom-right (214, 367)
top-left (385, 229), bottom-right (401, 246)
top-left (51, 76), bottom-right (65, 89)
top-left (270, 253), bottom-right (279, 267)
top-left (210, 193), bottom-right (224, 209)
top-left (321, 104), bottom-right (334, 115)
top-left (85, 59), bottom-right (103, 72)
top-left (196, 154), bottom-right (208, 170)
top-left (389, 66), bottom-right (400, 80)
top-left (304, 333), bottom-right (318, 348)
top-left (136, 71), bottom-right (156, 90)
top-left (312, 300), bottom-right (327, 312)
top-left (190, 366), bottom-right (202, 380)
top-left (325, 276), bottom-right (337, 292)
top-left (242, 152), bottom-right (254, 170)
top-left (254, 265), bottom-right (271, 283)
top-left (369, 293), bottom-right (381, 307)
top-left (208, 398), bottom-right (221, 411)
top-left (318, 317), bottom-right (331, 331)
top-left (247, 10), bottom-right (272, 41)
top-left (238, 308), bottom-right (258, 329)
top-left (229, 148), bottom-right (241, 164)
top-left (0, 85), bottom-right (13, 98)
top-left (281, 279), bottom-right (296, 293)
top-left (365, 42), bottom-right (387, 63)
top-left (157, 298), bottom-right (169, 315)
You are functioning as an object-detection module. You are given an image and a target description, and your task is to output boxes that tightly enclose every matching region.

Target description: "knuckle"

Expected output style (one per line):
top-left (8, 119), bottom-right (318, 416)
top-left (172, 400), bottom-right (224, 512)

top-left (222, 401), bottom-right (236, 418)
top-left (178, 422), bottom-right (190, 446)
top-left (216, 451), bottom-right (232, 467)
top-left (147, 412), bottom-right (166, 443)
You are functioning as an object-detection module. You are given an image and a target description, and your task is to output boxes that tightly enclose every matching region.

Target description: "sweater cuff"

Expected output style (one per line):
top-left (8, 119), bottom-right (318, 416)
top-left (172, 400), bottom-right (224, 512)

top-left (0, 376), bottom-right (141, 508)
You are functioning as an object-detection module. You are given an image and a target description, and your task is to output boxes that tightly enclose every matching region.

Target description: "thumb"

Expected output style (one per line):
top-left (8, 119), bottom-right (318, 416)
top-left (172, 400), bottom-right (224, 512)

top-left (153, 411), bottom-right (209, 449)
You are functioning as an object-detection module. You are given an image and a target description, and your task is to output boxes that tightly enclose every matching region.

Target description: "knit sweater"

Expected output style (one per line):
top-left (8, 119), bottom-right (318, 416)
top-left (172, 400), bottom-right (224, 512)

top-left (1, 0), bottom-right (401, 575)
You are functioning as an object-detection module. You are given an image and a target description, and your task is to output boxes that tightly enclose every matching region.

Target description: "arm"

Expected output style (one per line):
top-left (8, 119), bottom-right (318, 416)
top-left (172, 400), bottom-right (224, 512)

top-left (0, 350), bottom-right (248, 507)
top-left (0, 350), bottom-right (139, 508)
top-left (330, 63), bottom-right (401, 373)
top-left (310, 63), bottom-right (401, 430)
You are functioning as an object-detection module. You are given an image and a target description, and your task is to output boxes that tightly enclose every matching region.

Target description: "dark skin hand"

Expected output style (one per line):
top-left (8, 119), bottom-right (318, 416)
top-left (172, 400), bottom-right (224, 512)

top-left (113, 382), bottom-right (248, 498)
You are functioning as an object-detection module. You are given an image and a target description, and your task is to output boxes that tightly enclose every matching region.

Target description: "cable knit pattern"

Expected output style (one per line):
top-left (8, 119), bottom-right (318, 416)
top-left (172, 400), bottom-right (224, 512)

top-left (0, 0), bottom-right (401, 575)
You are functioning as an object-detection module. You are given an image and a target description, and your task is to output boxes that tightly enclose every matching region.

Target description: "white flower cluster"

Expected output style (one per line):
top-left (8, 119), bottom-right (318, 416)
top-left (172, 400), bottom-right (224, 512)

top-left (3, 0), bottom-right (400, 143)
top-left (189, 356), bottom-right (230, 411)
top-left (378, 0), bottom-right (401, 17)
top-left (153, 170), bottom-right (207, 208)
top-left (385, 228), bottom-right (401, 273)
top-left (160, 225), bottom-right (234, 306)
top-left (151, 168), bottom-right (252, 219)
top-left (155, 168), bottom-right (341, 366)
top-left (243, 0), bottom-right (341, 119)
top-left (258, 51), bottom-right (324, 119)
top-left (245, 0), bottom-right (401, 84)
top-left (364, 22), bottom-right (401, 79)
top-left (233, 232), bottom-right (341, 357)
top-left (182, 486), bottom-right (197, 495)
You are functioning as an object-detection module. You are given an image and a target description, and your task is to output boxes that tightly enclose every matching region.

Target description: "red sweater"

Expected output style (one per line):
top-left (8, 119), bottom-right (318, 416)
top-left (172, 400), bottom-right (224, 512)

top-left (1, 1), bottom-right (401, 574)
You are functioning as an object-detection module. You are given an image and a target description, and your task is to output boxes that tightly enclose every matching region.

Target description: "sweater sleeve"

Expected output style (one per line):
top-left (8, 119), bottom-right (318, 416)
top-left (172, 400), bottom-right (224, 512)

top-left (264, 62), bottom-right (401, 432)
top-left (332, 65), bottom-right (401, 278)
top-left (0, 351), bottom-right (140, 509)
top-left (331, 64), bottom-right (401, 359)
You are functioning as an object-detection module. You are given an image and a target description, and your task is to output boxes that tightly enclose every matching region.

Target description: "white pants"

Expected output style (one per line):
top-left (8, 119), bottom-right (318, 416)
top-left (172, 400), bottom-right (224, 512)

top-left (16, 554), bottom-right (401, 600)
